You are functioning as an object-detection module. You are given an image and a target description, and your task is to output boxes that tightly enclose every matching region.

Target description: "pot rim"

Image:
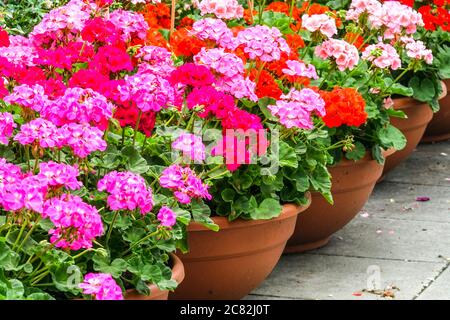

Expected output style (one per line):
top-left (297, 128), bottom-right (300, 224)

top-left (393, 96), bottom-right (429, 110)
top-left (188, 192), bottom-right (311, 232)
top-left (439, 80), bottom-right (448, 100)
top-left (333, 148), bottom-right (395, 167)
top-left (124, 253), bottom-right (185, 298)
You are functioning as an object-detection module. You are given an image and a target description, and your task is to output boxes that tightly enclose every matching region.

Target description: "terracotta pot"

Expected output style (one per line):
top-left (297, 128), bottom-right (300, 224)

top-left (125, 253), bottom-right (185, 300)
top-left (170, 198), bottom-right (310, 300)
top-left (285, 151), bottom-right (393, 253)
top-left (382, 97), bottom-right (433, 176)
top-left (422, 79), bottom-right (450, 143)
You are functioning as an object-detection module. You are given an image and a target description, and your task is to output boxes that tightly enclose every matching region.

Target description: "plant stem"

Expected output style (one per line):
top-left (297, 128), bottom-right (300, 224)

top-left (105, 211), bottom-right (120, 246)
top-left (170, 0), bottom-right (177, 37)
top-left (132, 110), bottom-right (142, 147)
top-left (288, 0), bottom-right (296, 22)
top-left (383, 68), bottom-right (410, 94)
top-left (72, 249), bottom-right (91, 260)
top-left (30, 270), bottom-right (50, 286)
top-left (17, 218), bottom-right (40, 253)
top-left (248, 0), bottom-right (254, 24)
top-left (12, 217), bottom-right (28, 250)
top-left (319, 64), bottom-right (335, 89)
top-left (25, 146), bottom-right (31, 171)
top-left (258, 0), bottom-right (266, 24)
top-left (121, 229), bottom-right (160, 256)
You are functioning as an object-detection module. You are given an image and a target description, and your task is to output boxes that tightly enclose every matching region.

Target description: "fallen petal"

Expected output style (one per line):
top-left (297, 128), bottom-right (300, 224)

top-left (416, 196), bottom-right (430, 202)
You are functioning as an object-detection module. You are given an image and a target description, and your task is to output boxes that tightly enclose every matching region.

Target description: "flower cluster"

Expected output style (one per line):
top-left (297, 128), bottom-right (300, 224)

top-left (157, 206), bottom-right (177, 228)
top-left (419, 2), bottom-right (450, 32)
top-left (159, 164), bottom-right (212, 204)
top-left (362, 43), bottom-right (401, 70)
top-left (79, 273), bottom-right (124, 300)
top-left (401, 37), bottom-right (433, 65)
top-left (0, 112), bottom-right (16, 145)
top-left (4, 84), bottom-right (49, 112)
top-left (97, 171), bottom-right (154, 214)
top-left (235, 26), bottom-right (290, 62)
top-left (320, 87), bottom-right (368, 128)
top-left (15, 120), bottom-right (107, 158)
top-left (172, 133), bottom-right (206, 163)
top-left (315, 39), bottom-right (359, 71)
top-left (38, 161), bottom-right (81, 191)
top-left (301, 14), bottom-right (337, 38)
top-left (169, 63), bottom-right (215, 88)
top-left (282, 60), bottom-right (318, 80)
top-left (191, 18), bottom-right (236, 50)
top-left (42, 195), bottom-right (104, 250)
top-left (119, 72), bottom-right (176, 112)
top-left (198, 0), bottom-right (244, 20)
top-left (107, 9), bottom-right (149, 42)
top-left (41, 87), bottom-right (114, 129)
top-left (347, 0), bottom-right (424, 39)
top-left (269, 88), bottom-right (326, 129)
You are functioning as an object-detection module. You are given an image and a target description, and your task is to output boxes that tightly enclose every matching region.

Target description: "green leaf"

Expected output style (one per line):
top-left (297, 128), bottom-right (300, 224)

top-left (26, 292), bottom-right (55, 300)
top-left (173, 208), bottom-right (191, 225)
top-left (258, 97), bottom-right (277, 121)
top-left (292, 168), bottom-right (310, 193)
top-left (365, 100), bottom-right (380, 119)
top-left (409, 77), bottom-right (435, 103)
top-left (140, 264), bottom-right (162, 282)
top-left (250, 198), bottom-right (282, 220)
top-left (122, 146), bottom-right (150, 174)
top-left (232, 196), bottom-right (255, 216)
top-left (0, 242), bottom-right (20, 271)
top-left (191, 201), bottom-right (219, 232)
top-left (123, 227), bottom-right (147, 244)
top-left (378, 125), bottom-right (407, 151)
top-left (345, 141), bottom-right (366, 161)
top-left (261, 11), bottom-right (292, 34)
top-left (279, 142), bottom-right (298, 168)
top-left (6, 279), bottom-right (24, 300)
top-left (221, 188), bottom-right (236, 202)
top-left (232, 174), bottom-right (253, 190)
top-left (157, 279), bottom-right (178, 291)
top-left (388, 83), bottom-right (414, 97)
top-left (135, 279), bottom-right (151, 296)
top-left (385, 109), bottom-right (407, 118)
top-left (372, 145), bottom-right (385, 165)
top-left (309, 164), bottom-right (332, 204)
top-left (93, 255), bottom-right (128, 278)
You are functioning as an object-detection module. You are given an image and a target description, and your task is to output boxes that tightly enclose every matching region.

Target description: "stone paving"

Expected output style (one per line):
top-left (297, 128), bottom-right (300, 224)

top-left (247, 140), bottom-right (450, 300)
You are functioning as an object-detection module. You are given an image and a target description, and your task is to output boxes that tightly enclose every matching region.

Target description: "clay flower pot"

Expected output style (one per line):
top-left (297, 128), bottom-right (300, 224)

top-left (422, 79), bottom-right (450, 143)
top-left (382, 97), bottom-right (433, 176)
top-left (285, 151), bottom-right (393, 253)
top-left (125, 253), bottom-right (185, 300)
top-left (170, 198), bottom-right (310, 300)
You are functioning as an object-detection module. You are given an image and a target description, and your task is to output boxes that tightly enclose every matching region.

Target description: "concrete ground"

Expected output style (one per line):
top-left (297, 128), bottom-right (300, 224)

top-left (247, 140), bottom-right (450, 300)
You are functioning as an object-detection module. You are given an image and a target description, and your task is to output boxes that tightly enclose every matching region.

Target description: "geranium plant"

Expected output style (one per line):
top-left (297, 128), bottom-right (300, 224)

top-left (0, 0), bottom-right (336, 300)
top-left (0, 0), bottom-right (214, 300)
top-left (272, 0), bottom-right (440, 163)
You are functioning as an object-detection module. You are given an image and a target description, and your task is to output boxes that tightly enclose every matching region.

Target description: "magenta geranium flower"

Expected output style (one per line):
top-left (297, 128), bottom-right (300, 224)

top-left (79, 273), bottom-right (123, 300)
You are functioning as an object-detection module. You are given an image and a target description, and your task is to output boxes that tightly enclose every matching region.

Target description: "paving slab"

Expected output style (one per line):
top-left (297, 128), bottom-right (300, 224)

top-left (417, 266), bottom-right (450, 300)
top-left (312, 217), bottom-right (450, 262)
top-left (248, 140), bottom-right (450, 300)
top-left (363, 182), bottom-right (450, 223)
top-left (250, 254), bottom-right (445, 300)
top-left (384, 143), bottom-right (450, 186)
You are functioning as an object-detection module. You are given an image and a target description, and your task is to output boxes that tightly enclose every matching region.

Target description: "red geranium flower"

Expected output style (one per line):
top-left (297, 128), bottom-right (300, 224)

top-left (320, 87), bottom-right (368, 128)
top-left (249, 69), bottom-right (282, 100)
top-left (0, 27), bottom-right (10, 47)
